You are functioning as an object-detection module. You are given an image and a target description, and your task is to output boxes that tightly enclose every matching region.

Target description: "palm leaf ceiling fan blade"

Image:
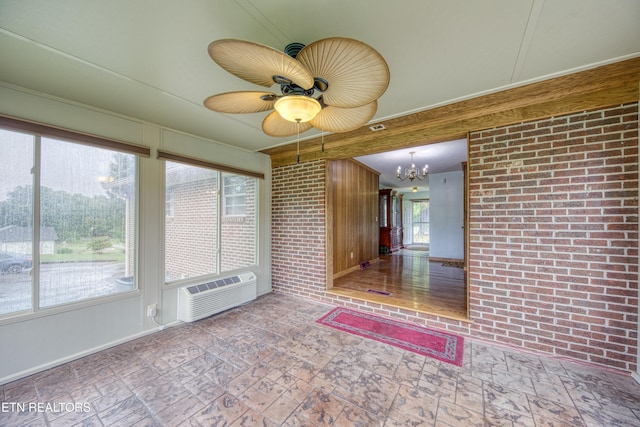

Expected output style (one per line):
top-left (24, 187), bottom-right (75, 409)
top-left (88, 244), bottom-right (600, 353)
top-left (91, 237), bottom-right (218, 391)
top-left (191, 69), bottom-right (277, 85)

top-left (208, 39), bottom-right (314, 90)
top-left (262, 111), bottom-right (313, 137)
top-left (311, 101), bottom-right (378, 133)
top-left (296, 37), bottom-right (390, 108)
top-left (204, 91), bottom-right (277, 114)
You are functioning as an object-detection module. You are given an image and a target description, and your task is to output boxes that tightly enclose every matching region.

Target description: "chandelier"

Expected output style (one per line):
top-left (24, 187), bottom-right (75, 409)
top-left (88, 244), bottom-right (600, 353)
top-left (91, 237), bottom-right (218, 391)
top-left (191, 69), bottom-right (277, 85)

top-left (397, 151), bottom-right (428, 181)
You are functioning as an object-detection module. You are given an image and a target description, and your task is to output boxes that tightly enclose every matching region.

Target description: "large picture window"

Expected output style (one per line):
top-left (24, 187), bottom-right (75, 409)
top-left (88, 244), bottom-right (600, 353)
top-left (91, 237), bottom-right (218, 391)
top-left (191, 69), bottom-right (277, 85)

top-left (0, 125), bottom-right (140, 317)
top-left (163, 160), bottom-right (258, 283)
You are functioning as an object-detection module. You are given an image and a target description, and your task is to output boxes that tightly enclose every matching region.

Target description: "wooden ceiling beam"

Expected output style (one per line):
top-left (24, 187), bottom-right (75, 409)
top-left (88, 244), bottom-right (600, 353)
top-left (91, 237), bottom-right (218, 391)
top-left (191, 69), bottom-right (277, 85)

top-left (262, 57), bottom-right (640, 168)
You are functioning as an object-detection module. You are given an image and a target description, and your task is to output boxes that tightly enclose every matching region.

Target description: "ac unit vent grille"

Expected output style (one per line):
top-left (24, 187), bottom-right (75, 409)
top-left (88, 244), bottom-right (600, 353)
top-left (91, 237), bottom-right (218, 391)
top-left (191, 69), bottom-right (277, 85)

top-left (186, 275), bottom-right (241, 295)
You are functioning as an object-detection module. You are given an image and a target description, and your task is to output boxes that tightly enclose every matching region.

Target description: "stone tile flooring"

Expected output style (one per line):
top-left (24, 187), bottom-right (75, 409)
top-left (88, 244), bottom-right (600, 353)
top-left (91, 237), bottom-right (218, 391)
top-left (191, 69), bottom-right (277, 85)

top-left (2, 293), bottom-right (640, 426)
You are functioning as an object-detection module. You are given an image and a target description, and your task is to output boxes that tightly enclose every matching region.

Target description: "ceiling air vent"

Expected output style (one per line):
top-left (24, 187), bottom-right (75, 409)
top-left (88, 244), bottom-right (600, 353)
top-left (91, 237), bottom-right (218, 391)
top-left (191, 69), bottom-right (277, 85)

top-left (369, 124), bottom-right (386, 131)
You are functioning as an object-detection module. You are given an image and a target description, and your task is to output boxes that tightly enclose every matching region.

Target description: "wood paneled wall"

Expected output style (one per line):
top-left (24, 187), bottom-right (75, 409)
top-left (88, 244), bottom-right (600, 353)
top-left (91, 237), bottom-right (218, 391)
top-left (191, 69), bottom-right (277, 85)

top-left (326, 159), bottom-right (379, 281)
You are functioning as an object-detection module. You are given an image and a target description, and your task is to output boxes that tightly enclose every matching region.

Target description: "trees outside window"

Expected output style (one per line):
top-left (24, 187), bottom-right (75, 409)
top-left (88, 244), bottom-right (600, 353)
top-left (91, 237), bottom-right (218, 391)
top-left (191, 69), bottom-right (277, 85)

top-left (412, 200), bottom-right (430, 245)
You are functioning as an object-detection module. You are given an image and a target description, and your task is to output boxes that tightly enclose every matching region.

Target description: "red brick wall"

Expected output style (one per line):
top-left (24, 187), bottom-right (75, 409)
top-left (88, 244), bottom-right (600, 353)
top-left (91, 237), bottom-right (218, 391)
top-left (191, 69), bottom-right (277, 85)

top-left (271, 103), bottom-right (639, 373)
top-left (272, 161), bottom-right (327, 299)
top-left (468, 103), bottom-right (638, 371)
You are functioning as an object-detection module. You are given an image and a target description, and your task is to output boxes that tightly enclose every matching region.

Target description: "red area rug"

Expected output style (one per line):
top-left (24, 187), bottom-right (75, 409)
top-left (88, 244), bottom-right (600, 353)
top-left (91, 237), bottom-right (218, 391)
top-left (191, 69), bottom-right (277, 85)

top-left (317, 307), bottom-right (464, 366)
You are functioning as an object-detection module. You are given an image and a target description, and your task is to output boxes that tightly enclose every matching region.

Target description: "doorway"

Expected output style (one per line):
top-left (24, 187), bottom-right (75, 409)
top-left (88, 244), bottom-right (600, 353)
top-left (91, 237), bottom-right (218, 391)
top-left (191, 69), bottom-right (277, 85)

top-left (328, 139), bottom-right (468, 320)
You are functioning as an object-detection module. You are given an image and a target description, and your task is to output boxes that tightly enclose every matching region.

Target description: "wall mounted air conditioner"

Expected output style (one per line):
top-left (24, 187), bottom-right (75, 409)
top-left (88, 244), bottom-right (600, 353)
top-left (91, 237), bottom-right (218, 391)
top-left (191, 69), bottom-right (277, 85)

top-left (177, 271), bottom-right (257, 322)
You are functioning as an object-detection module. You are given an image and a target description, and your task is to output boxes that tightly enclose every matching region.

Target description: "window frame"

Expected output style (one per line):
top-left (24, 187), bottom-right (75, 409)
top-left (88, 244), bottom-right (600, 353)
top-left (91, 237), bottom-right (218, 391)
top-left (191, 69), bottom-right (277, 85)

top-left (159, 151), bottom-right (262, 286)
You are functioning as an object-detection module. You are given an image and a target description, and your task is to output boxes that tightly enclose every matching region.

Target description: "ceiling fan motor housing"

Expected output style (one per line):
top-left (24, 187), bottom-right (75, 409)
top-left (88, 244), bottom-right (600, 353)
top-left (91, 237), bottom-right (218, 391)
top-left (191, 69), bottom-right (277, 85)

top-left (280, 84), bottom-right (315, 97)
top-left (284, 42), bottom-right (305, 58)
top-left (281, 43), bottom-right (329, 93)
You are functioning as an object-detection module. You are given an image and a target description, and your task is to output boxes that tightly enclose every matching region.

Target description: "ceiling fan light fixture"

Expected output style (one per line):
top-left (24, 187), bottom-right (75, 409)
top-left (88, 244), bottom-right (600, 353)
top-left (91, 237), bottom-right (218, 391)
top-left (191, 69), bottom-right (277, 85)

top-left (274, 95), bottom-right (321, 123)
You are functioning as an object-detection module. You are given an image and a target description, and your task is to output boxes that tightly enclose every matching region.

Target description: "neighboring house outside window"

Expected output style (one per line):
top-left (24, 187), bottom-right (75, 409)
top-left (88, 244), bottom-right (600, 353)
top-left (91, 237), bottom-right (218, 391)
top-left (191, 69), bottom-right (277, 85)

top-left (164, 163), bottom-right (218, 281)
top-left (166, 188), bottom-right (175, 218)
top-left (222, 175), bottom-right (246, 216)
top-left (164, 163), bottom-right (257, 283)
top-left (220, 174), bottom-right (255, 272)
top-left (0, 225), bottom-right (58, 255)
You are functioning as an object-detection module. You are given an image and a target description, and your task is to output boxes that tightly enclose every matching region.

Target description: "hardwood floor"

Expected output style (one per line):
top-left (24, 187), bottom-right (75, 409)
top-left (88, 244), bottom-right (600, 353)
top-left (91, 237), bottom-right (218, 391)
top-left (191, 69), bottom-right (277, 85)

top-left (330, 248), bottom-right (468, 321)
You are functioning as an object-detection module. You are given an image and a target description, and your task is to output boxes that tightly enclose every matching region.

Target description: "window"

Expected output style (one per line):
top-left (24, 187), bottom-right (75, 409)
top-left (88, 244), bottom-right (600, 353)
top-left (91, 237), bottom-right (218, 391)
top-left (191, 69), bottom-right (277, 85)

top-left (0, 126), bottom-right (140, 316)
top-left (220, 173), bottom-right (256, 272)
top-left (166, 188), bottom-right (175, 218)
top-left (412, 200), bottom-right (430, 244)
top-left (0, 130), bottom-right (33, 315)
top-left (164, 162), bottom-right (218, 281)
top-left (163, 161), bottom-right (257, 283)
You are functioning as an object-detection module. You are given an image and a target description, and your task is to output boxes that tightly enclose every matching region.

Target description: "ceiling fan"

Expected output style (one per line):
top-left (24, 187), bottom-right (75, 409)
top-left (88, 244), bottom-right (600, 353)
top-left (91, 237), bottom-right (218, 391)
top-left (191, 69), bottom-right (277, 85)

top-left (203, 37), bottom-right (390, 137)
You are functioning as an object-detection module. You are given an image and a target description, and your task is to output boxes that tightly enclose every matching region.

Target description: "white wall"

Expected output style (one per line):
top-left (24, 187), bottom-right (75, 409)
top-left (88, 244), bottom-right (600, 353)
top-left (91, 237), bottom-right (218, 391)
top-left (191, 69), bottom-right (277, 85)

top-left (0, 83), bottom-right (272, 384)
top-left (428, 171), bottom-right (464, 259)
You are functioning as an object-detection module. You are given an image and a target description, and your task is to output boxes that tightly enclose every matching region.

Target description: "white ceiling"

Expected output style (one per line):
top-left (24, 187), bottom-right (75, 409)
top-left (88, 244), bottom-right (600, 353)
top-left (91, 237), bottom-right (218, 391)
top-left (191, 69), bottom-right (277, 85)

top-left (1, 0), bottom-right (639, 188)
top-left (356, 139), bottom-right (467, 190)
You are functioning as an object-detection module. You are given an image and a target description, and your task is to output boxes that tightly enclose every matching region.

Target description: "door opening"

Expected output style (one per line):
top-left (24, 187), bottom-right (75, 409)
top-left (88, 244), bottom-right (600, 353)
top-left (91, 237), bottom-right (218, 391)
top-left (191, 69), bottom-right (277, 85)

top-left (411, 199), bottom-right (430, 245)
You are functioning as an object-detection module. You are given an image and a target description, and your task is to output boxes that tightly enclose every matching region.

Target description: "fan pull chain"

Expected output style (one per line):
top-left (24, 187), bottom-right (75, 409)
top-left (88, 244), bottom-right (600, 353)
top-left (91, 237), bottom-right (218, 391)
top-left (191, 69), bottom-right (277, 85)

top-left (321, 130), bottom-right (324, 153)
top-left (296, 119), bottom-right (301, 164)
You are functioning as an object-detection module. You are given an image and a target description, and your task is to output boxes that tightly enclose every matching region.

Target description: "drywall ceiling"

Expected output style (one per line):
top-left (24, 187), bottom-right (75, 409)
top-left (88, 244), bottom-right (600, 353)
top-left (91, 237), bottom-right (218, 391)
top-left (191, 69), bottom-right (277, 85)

top-left (0, 0), bottom-right (638, 173)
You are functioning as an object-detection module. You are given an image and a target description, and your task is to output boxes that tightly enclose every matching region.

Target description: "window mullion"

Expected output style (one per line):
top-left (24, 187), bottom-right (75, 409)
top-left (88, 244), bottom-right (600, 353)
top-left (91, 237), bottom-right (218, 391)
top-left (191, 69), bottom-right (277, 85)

top-left (216, 171), bottom-right (222, 273)
top-left (32, 136), bottom-right (41, 312)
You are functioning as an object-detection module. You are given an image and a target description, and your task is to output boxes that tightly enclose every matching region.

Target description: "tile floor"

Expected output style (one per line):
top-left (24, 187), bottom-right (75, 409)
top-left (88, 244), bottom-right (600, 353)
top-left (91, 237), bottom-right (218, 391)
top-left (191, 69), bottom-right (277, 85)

top-left (2, 293), bottom-right (640, 426)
